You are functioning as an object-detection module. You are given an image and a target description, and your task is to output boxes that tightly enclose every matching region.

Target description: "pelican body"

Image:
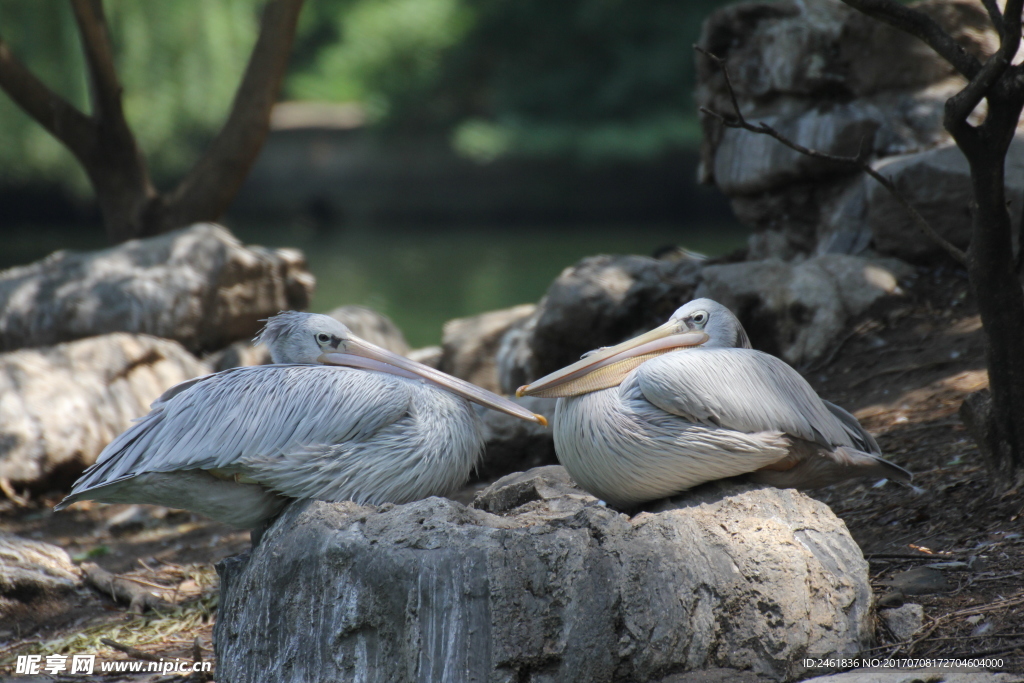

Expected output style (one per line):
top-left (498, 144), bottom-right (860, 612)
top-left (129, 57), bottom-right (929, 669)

top-left (518, 299), bottom-right (909, 508)
top-left (57, 312), bottom-right (545, 528)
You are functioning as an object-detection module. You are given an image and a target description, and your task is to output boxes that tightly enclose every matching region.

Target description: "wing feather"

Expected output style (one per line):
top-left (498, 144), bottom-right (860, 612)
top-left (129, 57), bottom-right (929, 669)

top-left (63, 365), bottom-right (411, 500)
top-left (635, 349), bottom-right (858, 449)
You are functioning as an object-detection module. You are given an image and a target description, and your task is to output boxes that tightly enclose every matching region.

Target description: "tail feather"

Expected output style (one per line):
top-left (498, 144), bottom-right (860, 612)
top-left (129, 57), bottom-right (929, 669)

top-left (749, 445), bottom-right (911, 490)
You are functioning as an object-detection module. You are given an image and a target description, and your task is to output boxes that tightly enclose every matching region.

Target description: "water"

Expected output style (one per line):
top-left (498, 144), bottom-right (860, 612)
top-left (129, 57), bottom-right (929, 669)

top-left (0, 221), bottom-right (749, 349)
top-left (230, 222), bottom-right (748, 348)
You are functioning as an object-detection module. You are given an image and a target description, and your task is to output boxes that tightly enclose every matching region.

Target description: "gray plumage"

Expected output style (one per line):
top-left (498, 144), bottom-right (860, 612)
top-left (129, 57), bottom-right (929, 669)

top-left (526, 298), bottom-right (910, 507)
top-left (56, 312), bottom-right (520, 528)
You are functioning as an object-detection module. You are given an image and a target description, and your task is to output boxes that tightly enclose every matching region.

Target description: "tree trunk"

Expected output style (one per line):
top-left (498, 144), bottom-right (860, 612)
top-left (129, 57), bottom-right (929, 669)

top-left (953, 82), bottom-right (1024, 481)
top-left (961, 110), bottom-right (1024, 481)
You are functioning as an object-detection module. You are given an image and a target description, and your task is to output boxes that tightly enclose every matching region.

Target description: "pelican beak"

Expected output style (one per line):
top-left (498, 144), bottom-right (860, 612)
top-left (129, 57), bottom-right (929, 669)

top-left (517, 323), bottom-right (708, 398)
top-left (318, 338), bottom-right (547, 425)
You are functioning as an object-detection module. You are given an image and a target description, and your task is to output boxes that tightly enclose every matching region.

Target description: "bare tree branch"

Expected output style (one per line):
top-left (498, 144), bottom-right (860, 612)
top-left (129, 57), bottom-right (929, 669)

top-left (164, 0), bottom-right (305, 227)
top-left (981, 0), bottom-right (1004, 36)
top-left (0, 36), bottom-right (96, 161)
top-left (839, 0), bottom-right (982, 80)
top-left (69, 0), bottom-right (126, 123)
top-left (696, 45), bottom-right (969, 266)
top-left (945, 0), bottom-right (1023, 133)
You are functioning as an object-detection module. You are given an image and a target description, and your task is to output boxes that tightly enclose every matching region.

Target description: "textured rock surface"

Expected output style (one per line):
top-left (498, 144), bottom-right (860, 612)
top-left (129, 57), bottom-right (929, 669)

top-left (473, 396), bottom-right (558, 482)
top-left (825, 138), bottom-right (1024, 263)
top-left (696, 0), bottom-right (1001, 258)
top-left (441, 304), bottom-right (536, 392)
top-left (695, 255), bottom-right (913, 365)
top-left (0, 533), bottom-right (81, 629)
top-left (879, 603), bottom-right (924, 642)
top-left (0, 333), bottom-right (209, 487)
top-left (0, 223), bottom-right (315, 354)
top-left (326, 305), bottom-right (410, 355)
top-left (497, 255), bottom-right (702, 392)
top-left (216, 467), bottom-right (872, 683)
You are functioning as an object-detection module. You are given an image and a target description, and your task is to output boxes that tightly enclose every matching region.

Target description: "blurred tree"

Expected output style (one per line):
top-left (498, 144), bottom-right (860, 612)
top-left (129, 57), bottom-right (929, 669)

top-left (0, 0), bottom-right (304, 243)
top-left (288, 0), bottom-right (726, 161)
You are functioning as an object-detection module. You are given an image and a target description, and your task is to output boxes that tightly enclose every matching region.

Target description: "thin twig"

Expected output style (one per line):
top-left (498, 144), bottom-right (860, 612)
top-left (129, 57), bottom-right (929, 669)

top-left (981, 0), bottom-right (1005, 36)
top-left (945, 0), bottom-right (1023, 129)
top-left (101, 638), bottom-right (162, 662)
top-left (695, 45), bottom-right (969, 266)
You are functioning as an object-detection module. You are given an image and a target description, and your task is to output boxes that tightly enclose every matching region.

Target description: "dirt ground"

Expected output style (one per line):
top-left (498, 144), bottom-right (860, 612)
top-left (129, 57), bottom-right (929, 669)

top-left (1, 263), bottom-right (1021, 680)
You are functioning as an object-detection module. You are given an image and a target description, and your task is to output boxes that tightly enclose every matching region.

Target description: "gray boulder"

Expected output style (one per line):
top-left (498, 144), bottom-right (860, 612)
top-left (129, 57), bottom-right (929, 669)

top-left (497, 255), bottom-right (702, 392)
top-left (696, 0), bottom-right (1002, 259)
top-left (326, 305), bottom-right (411, 355)
top-left (441, 304), bottom-right (536, 393)
top-left (695, 254), bottom-right (913, 366)
top-left (824, 137), bottom-right (1024, 262)
top-left (216, 467), bottom-right (873, 683)
top-left (473, 396), bottom-right (558, 482)
top-left (0, 333), bottom-right (209, 488)
top-left (0, 533), bottom-right (81, 632)
top-left (0, 223), bottom-right (315, 354)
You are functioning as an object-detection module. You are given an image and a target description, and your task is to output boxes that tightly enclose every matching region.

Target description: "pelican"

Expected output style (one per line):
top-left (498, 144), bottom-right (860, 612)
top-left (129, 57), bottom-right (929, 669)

top-left (56, 312), bottom-right (546, 529)
top-left (517, 298), bottom-right (909, 507)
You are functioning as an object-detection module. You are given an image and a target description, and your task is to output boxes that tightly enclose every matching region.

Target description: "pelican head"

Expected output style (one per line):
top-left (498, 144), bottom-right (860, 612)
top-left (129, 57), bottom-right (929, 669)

top-left (258, 311), bottom-right (547, 425)
top-left (516, 301), bottom-right (727, 399)
top-left (667, 298), bottom-right (752, 350)
top-left (256, 311), bottom-right (353, 363)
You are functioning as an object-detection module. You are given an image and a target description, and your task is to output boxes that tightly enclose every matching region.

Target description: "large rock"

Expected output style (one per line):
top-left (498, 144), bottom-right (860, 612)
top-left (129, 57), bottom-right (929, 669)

top-left (497, 255), bottom-right (702, 392)
top-left (216, 467), bottom-right (873, 683)
top-left (473, 396), bottom-right (558, 482)
top-left (0, 333), bottom-right (209, 488)
top-left (696, 0), bottom-right (1001, 259)
top-left (695, 255), bottom-right (913, 366)
top-left (824, 138), bottom-right (1024, 262)
top-left (0, 533), bottom-right (82, 632)
top-left (0, 223), bottom-right (315, 354)
top-left (326, 305), bottom-right (411, 355)
top-left (440, 304), bottom-right (536, 393)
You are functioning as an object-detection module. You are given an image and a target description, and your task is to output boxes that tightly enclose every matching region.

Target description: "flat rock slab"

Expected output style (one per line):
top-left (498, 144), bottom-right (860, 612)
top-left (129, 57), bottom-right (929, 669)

top-left (0, 333), bottom-right (208, 487)
top-left (0, 533), bottom-right (81, 634)
top-left (0, 222), bottom-right (314, 354)
top-left (215, 467), bottom-right (872, 683)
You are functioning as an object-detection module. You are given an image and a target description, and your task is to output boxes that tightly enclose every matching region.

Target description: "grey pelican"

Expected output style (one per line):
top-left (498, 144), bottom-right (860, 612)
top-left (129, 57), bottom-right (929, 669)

top-left (57, 312), bottom-right (546, 528)
top-left (517, 298), bottom-right (909, 508)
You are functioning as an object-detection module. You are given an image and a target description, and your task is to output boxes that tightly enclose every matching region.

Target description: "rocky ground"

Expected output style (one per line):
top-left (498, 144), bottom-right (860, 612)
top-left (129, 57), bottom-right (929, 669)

top-left (0, 263), bottom-right (1021, 680)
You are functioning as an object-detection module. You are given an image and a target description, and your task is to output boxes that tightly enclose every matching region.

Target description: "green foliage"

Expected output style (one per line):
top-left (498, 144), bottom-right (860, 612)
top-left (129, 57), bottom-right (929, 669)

top-left (0, 0), bottom-right (260, 192)
top-left (290, 0), bottom-right (727, 158)
top-left (288, 0), bottom-right (472, 121)
top-left (0, 0), bottom-right (730, 192)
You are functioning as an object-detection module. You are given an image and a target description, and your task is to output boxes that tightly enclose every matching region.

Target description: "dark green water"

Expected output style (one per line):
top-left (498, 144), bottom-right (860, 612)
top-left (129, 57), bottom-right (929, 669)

top-left (1, 222), bottom-right (748, 348)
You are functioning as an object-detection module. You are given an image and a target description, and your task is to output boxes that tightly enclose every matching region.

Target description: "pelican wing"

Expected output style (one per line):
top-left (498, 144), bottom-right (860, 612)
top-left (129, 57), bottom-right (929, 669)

top-left (60, 365), bottom-right (412, 502)
top-left (822, 400), bottom-right (881, 454)
top-left (634, 348), bottom-right (857, 449)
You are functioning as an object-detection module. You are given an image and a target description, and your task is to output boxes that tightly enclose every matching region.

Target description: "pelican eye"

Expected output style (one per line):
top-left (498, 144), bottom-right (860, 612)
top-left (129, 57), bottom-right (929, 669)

top-left (691, 311), bottom-right (708, 325)
top-left (316, 332), bottom-right (331, 344)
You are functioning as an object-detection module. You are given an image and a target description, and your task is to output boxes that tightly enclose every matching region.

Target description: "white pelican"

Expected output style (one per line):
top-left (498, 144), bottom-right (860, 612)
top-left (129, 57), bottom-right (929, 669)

top-left (57, 312), bottom-right (546, 528)
top-left (517, 298), bottom-right (909, 507)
